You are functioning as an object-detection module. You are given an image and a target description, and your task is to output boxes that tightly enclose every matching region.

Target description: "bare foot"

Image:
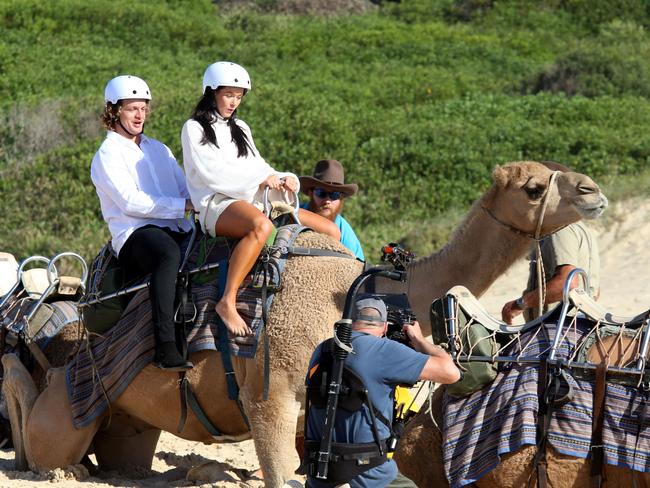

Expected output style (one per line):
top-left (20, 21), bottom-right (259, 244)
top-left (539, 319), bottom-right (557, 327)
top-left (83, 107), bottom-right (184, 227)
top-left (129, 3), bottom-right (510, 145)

top-left (215, 300), bottom-right (252, 336)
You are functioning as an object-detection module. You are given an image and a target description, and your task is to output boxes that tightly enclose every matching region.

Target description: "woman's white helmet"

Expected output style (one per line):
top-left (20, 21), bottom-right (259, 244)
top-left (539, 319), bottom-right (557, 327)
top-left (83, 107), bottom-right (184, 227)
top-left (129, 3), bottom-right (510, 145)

top-left (104, 75), bottom-right (152, 104)
top-left (202, 61), bottom-right (251, 94)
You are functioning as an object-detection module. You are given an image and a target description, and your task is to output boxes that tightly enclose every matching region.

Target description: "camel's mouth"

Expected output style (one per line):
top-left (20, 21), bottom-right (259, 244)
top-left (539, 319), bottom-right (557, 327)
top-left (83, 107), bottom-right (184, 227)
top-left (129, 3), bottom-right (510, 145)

top-left (576, 194), bottom-right (609, 219)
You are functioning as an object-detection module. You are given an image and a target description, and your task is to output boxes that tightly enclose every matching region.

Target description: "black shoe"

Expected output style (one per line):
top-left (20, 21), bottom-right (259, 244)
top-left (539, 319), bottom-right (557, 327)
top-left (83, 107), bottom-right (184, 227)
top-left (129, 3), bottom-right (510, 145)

top-left (154, 342), bottom-right (193, 372)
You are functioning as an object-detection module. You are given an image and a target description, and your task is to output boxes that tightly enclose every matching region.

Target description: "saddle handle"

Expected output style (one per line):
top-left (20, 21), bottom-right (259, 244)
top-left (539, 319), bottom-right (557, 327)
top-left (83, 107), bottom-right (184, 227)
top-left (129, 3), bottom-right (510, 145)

top-left (562, 267), bottom-right (590, 303)
top-left (18, 255), bottom-right (52, 281)
top-left (0, 256), bottom-right (52, 309)
top-left (262, 185), bottom-right (300, 221)
top-left (46, 252), bottom-right (88, 290)
top-left (549, 267), bottom-right (589, 363)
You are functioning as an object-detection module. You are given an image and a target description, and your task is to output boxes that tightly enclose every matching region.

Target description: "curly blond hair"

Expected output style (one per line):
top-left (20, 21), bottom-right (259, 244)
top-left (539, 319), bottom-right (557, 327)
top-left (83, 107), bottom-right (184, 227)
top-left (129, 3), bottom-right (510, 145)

top-left (100, 101), bottom-right (151, 130)
top-left (100, 103), bottom-right (121, 131)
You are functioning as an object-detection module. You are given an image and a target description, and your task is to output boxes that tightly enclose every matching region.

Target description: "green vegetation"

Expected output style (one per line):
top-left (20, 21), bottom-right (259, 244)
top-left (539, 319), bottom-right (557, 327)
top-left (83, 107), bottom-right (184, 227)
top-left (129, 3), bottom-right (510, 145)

top-left (2, 0), bottom-right (650, 263)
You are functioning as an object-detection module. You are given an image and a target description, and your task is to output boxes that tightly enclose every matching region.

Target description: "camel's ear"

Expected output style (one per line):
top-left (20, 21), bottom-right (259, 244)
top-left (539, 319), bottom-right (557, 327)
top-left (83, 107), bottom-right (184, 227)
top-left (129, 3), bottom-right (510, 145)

top-left (492, 165), bottom-right (512, 188)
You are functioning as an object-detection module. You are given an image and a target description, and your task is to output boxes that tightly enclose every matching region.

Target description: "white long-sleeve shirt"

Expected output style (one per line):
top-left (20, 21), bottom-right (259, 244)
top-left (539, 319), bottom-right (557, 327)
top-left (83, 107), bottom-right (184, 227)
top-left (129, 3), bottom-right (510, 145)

top-left (181, 114), bottom-right (298, 217)
top-left (90, 131), bottom-right (193, 255)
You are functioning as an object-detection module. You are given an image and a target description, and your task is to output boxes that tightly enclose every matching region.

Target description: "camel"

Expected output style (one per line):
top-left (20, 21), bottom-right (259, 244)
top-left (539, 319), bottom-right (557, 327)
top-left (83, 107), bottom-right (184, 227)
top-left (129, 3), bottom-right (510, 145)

top-left (373, 160), bottom-right (607, 334)
top-left (1, 161), bottom-right (608, 488)
top-left (389, 164), bottom-right (638, 486)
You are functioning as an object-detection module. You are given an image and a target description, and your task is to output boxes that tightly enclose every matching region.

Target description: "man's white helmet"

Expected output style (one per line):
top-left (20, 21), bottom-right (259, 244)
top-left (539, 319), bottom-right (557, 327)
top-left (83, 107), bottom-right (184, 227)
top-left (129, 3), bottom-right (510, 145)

top-left (104, 75), bottom-right (152, 104)
top-left (202, 62), bottom-right (251, 94)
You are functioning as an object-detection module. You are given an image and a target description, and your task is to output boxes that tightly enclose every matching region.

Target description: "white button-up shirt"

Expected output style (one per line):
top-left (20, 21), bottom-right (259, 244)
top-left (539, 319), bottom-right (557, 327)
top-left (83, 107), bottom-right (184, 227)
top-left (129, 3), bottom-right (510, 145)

top-left (91, 131), bottom-right (192, 256)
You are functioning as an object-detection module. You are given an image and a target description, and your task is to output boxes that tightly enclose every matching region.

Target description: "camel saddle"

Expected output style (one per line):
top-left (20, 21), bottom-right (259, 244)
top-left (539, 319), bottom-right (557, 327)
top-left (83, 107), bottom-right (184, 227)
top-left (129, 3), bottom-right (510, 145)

top-left (430, 285), bottom-right (650, 397)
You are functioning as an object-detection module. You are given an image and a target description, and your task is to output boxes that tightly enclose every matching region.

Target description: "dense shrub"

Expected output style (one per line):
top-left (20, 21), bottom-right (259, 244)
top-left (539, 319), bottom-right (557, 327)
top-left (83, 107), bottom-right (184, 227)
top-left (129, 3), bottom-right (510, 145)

top-left (523, 20), bottom-right (650, 98)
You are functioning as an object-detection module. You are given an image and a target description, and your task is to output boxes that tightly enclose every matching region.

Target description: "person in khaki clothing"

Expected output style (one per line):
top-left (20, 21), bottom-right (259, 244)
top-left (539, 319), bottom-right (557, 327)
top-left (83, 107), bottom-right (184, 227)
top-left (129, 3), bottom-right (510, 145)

top-left (502, 221), bottom-right (600, 324)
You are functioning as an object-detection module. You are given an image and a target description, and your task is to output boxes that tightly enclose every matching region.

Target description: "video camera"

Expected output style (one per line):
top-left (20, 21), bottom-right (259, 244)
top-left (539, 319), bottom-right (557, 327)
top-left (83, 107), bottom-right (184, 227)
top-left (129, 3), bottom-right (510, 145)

top-left (372, 293), bottom-right (416, 347)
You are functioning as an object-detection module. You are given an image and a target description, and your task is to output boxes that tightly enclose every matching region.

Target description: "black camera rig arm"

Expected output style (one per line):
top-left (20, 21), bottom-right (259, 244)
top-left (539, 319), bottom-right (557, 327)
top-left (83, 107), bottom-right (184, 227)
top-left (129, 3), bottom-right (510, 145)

top-left (315, 250), bottom-right (412, 480)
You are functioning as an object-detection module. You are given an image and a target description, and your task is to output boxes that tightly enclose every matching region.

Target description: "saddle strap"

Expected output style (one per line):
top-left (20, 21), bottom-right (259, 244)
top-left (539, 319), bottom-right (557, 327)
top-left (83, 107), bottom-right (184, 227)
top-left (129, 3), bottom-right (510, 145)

top-left (27, 340), bottom-right (51, 372)
top-left (173, 271), bottom-right (191, 359)
top-left (632, 387), bottom-right (649, 488)
top-left (178, 374), bottom-right (222, 436)
top-left (280, 246), bottom-right (357, 260)
top-left (215, 260), bottom-right (251, 429)
top-left (590, 363), bottom-right (607, 488)
top-left (529, 362), bottom-right (550, 488)
top-left (260, 261), bottom-right (271, 401)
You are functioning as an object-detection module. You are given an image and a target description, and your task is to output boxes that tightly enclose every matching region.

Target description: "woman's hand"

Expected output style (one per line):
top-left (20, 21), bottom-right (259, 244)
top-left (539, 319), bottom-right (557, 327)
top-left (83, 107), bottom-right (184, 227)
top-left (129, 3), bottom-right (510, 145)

top-left (185, 199), bottom-right (195, 212)
top-left (261, 174), bottom-right (282, 190)
top-left (281, 176), bottom-right (298, 193)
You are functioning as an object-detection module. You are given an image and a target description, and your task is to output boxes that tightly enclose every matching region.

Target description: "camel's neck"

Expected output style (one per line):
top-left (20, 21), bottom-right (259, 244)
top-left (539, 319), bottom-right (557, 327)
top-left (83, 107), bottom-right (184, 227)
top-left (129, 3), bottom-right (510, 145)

top-left (376, 196), bottom-right (532, 332)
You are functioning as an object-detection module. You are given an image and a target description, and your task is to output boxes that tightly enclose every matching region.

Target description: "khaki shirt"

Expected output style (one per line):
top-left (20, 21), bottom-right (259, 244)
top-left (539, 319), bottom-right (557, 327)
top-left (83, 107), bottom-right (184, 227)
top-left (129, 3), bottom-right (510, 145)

top-left (526, 221), bottom-right (600, 317)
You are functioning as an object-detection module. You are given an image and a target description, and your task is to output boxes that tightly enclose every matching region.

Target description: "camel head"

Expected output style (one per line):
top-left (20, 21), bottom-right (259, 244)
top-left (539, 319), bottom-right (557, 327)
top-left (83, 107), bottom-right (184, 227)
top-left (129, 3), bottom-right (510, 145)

top-left (486, 161), bottom-right (608, 237)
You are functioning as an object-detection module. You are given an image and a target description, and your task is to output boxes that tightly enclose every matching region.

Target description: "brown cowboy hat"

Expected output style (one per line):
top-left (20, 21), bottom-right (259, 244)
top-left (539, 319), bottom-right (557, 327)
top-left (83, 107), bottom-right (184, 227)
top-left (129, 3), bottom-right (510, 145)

top-left (299, 159), bottom-right (358, 197)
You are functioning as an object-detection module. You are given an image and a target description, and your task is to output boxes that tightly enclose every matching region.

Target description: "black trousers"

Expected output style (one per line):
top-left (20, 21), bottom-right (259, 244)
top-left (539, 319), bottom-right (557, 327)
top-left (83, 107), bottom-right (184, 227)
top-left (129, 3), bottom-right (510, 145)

top-left (119, 225), bottom-right (188, 345)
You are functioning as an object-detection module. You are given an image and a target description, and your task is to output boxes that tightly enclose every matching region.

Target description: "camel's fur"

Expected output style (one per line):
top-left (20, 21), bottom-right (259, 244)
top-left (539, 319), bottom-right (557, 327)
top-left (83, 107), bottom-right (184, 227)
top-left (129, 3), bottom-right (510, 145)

top-left (2, 161), bottom-right (611, 487)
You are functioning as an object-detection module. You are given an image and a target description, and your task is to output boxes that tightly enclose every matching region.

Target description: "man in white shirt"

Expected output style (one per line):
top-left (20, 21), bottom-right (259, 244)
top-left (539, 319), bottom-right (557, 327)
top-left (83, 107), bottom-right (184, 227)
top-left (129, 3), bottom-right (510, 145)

top-left (91, 75), bottom-right (194, 371)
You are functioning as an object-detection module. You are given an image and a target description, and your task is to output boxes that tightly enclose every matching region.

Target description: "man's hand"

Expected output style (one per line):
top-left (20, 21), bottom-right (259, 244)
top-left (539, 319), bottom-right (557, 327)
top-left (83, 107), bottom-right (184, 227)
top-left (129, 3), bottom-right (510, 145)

top-left (404, 320), bottom-right (424, 347)
top-left (501, 299), bottom-right (523, 325)
top-left (185, 199), bottom-right (195, 212)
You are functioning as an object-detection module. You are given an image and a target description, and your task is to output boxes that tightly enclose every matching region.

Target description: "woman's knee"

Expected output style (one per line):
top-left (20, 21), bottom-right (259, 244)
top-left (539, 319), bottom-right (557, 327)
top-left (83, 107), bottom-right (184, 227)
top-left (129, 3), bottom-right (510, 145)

top-left (250, 215), bottom-right (273, 243)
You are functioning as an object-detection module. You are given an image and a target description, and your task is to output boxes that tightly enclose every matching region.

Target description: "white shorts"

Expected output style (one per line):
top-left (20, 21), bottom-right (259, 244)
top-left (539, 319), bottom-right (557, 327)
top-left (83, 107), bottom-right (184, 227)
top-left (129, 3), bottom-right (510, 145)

top-left (200, 194), bottom-right (237, 237)
top-left (200, 188), bottom-right (291, 237)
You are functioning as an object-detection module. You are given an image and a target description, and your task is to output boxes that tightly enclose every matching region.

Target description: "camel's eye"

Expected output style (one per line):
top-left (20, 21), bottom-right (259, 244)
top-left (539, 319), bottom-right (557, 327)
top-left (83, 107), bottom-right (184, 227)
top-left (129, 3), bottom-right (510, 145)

top-left (524, 184), bottom-right (545, 200)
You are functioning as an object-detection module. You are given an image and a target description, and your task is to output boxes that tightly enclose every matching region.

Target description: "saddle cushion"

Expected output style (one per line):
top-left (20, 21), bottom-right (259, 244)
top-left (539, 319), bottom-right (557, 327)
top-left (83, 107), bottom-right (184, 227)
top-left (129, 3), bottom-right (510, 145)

top-left (0, 252), bottom-right (18, 296)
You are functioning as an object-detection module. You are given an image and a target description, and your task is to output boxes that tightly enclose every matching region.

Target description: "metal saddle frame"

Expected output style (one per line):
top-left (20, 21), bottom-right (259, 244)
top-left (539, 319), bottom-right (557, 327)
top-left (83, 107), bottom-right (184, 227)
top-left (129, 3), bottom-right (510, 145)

top-left (442, 268), bottom-right (650, 383)
top-left (1, 252), bottom-right (88, 370)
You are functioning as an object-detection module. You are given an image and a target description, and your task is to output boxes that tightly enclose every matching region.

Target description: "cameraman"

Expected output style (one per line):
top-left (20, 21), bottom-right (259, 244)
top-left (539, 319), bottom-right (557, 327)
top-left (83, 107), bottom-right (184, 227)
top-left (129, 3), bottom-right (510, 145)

top-left (304, 295), bottom-right (460, 488)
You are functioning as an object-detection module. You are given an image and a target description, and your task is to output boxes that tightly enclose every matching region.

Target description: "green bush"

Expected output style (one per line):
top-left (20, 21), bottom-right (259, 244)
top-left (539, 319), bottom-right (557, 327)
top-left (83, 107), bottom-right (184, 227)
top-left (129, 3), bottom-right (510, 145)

top-left (523, 20), bottom-right (650, 98)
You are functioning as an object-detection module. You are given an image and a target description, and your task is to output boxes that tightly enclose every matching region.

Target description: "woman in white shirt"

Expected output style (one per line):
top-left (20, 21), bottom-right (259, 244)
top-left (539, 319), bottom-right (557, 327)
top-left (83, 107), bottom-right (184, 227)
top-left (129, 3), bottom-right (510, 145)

top-left (91, 75), bottom-right (193, 372)
top-left (182, 61), bottom-right (340, 337)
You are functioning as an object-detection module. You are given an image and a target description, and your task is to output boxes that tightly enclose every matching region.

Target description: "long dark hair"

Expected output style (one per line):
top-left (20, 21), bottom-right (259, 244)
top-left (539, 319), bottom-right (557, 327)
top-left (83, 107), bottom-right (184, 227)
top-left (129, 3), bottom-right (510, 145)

top-left (190, 87), bottom-right (253, 158)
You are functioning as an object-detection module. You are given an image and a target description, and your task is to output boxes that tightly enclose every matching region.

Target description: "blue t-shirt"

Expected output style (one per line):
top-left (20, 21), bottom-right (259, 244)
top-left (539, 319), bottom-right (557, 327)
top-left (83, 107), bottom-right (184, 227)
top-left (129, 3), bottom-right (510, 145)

top-left (306, 332), bottom-right (429, 488)
top-left (300, 203), bottom-right (365, 261)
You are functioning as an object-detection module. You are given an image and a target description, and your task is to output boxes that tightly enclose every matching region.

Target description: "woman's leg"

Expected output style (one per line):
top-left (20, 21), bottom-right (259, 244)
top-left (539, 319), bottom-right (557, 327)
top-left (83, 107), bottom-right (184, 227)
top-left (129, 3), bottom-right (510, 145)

top-left (297, 209), bottom-right (341, 241)
top-left (214, 201), bottom-right (274, 336)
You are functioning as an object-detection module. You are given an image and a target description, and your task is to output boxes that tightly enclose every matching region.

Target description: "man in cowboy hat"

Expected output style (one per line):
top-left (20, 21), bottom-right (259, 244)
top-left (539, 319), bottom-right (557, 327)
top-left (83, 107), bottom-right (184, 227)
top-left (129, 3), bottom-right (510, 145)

top-left (299, 159), bottom-right (365, 261)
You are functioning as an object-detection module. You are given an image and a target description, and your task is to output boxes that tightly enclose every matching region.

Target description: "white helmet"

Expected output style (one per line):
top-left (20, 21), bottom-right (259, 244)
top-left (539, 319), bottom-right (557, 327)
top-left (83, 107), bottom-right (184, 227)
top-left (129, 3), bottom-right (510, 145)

top-left (104, 75), bottom-right (152, 104)
top-left (202, 61), bottom-right (251, 94)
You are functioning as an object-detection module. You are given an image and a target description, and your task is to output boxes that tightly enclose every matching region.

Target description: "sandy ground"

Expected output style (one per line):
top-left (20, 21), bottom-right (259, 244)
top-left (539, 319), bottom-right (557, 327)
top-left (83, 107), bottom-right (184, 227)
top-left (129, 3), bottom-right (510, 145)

top-left (0, 198), bottom-right (648, 488)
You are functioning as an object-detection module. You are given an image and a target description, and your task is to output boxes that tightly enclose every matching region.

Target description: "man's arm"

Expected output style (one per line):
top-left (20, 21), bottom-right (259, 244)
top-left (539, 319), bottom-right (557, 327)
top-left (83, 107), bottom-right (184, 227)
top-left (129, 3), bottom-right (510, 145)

top-left (502, 264), bottom-right (578, 324)
top-left (404, 321), bottom-right (460, 384)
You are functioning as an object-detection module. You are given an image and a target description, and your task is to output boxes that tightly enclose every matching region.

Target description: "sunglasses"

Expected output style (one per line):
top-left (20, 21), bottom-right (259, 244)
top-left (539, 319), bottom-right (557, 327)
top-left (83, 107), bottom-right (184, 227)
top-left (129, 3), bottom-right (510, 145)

top-left (313, 188), bottom-right (343, 201)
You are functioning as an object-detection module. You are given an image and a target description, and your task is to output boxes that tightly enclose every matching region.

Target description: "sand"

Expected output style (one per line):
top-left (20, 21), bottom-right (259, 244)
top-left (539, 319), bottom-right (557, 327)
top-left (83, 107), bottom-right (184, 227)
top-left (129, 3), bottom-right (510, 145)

top-left (1, 198), bottom-right (648, 488)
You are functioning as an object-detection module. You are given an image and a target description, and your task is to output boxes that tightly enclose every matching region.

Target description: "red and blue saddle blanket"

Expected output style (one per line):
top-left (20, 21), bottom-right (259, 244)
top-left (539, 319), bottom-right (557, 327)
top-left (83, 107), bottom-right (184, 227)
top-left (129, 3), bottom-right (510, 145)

top-left (65, 225), bottom-right (307, 429)
top-left (443, 315), bottom-right (650, 487)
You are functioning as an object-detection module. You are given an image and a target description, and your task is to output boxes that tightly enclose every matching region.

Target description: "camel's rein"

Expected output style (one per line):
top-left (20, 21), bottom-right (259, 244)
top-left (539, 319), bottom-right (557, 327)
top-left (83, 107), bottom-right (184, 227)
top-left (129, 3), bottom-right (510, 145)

top-left (481, 171), bottom-right (562, 315)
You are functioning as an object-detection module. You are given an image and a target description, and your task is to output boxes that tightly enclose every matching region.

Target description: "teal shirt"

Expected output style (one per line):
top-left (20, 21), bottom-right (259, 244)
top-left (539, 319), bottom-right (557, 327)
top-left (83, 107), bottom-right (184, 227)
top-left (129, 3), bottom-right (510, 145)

top-left (301, 203), bottom-right (365, 261)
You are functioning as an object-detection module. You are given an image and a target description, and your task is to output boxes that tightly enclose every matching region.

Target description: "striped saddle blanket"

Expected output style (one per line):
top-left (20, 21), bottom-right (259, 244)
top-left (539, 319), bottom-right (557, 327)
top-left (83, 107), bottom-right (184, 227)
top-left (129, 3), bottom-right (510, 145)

top-left (443, 315), bottom-right (650, 487)
top-left (1, 298), bottom-right (78, 352)
top-left (65, 227), bottom-right (303, 429)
